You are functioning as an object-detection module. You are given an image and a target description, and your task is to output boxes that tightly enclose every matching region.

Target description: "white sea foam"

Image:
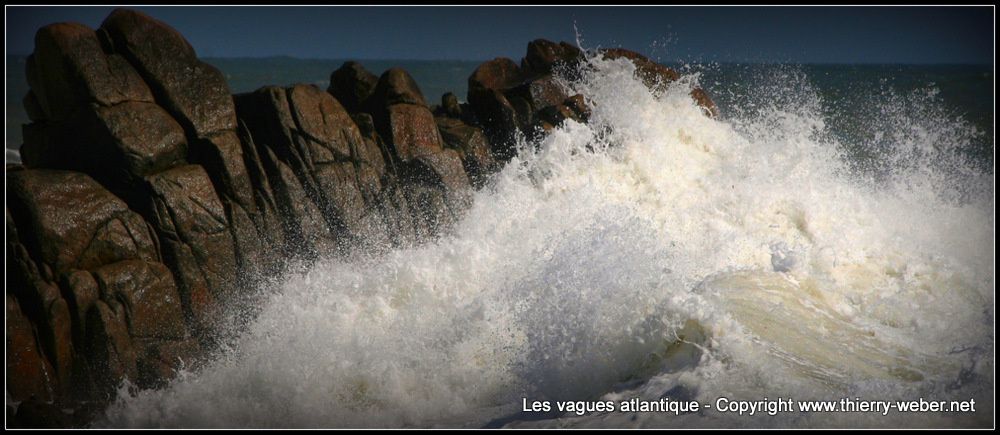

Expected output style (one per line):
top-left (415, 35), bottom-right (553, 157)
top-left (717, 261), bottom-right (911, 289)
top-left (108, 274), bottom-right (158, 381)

top-left (98, 53), bottom-right (994, 428)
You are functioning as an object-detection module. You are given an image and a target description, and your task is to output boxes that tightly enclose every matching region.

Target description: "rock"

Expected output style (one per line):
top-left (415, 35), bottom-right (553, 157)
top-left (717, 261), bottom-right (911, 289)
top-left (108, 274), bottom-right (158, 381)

top-left (6, 294), bottom-right (57, 403)
top-left (27, 280), bottom-right (74, 392)
top-left (350, 112), bottom-right (392, 198)
top-left (400, 149), bottom-right (473, 229)
top-left (21, 21), bottom-right (189, 200)
top-left (522, 39), bottom-right (583, 76)
top-left (328, 61), bottom-right (378, 113)
top-left (143, 164), bottom-right (237, 330)
top-left (99, 10), bottom-right (270, 274)
top-left (7, 170), bottom-right (159, 275)
top-left (27, 22), bottom-right (153, 122)
top-left (440, 92), bottom-right (462, 118)
top-left (601, 48), bottom-right (680, 90)
top-left (352, 112), bottom-right (379, 139)
top-left (468, 57), bottom-right (523, 95)
top-left (563, 94), bottom-right (591, 121)
top-left (286, 84), bottom-right (356, 161)
top-left (501, 75), bottom-right (570, 131)
top-left (91, 260), bottom-right (187, 341)
top-left (234, 84), bottom-right (378, 248)
top-left (83, 300), bottom-right (137, 392)
top-left (689, 88), bottom-right (719, 118)
top-left (136, 338), bottom-right (200, 388)
top-left (21, 102), bottom-right (189, 202)
top-left (537, 104), bottom-right (578, 126)
top-left (406, 149), bottom-right (471, 192)
top-left (383, 104), bottom-right (446, 161)
top-left (6, 169), bottom-right (200, 406)
top-left (9, 398), bottom-right (74, 428)
top-left (100, 8), bottom-right (236, 137)
top-left (89, 102), bottom-right (189, 179)
top-left (59, 270), bottom-right (100, 344)
top-left (367, 67), bottom-right (428, 108)
top-left (466, 56), bottom-right (571, 159)
top-left (600, 48), bottom-right (718, 117)
top-left (66, 8), bottom-right (265, 288)
top-left (23, 90), bottom-right (45, 122)
top-left (467, 88), bottom-right (521, 160)
top-left (234, 88), bottom-right (339, 257)
top-left (436, 117), bottom-right (496, 182)
top-left (350, 113), bottom-right (390, 178)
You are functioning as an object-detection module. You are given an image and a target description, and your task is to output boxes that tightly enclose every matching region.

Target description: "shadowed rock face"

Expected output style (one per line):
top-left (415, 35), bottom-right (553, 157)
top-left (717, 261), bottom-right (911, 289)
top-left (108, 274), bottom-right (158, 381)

top-left (329, 61), bottom-right (379, 114)
top-left (9, 11), bottom-right (717, 427)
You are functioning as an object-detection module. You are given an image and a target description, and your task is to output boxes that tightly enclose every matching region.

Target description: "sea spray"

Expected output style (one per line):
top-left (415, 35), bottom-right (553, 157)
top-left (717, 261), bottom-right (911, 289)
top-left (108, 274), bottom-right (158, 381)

top-left (99, 52), bottom-right (994, 428)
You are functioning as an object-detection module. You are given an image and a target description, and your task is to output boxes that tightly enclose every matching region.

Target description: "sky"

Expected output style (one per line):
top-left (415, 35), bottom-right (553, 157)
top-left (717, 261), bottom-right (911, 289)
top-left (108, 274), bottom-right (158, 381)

top-left (4, 6), bottom-right (994, 64)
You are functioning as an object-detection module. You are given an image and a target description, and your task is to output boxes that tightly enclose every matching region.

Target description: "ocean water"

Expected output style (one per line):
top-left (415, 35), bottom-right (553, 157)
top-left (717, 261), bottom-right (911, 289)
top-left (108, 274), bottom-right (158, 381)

top-left (5, 54), bottom-right (995, 428)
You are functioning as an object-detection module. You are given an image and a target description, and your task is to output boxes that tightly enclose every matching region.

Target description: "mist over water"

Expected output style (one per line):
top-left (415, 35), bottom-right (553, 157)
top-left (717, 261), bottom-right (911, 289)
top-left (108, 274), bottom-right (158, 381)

top-left (98, 52), bottom-right (994, 428)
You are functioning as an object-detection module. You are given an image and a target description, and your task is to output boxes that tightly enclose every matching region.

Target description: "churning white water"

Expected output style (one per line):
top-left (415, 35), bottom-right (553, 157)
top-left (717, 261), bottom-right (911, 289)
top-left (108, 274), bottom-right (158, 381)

top-left (99, 54), bottom-right (994, 428)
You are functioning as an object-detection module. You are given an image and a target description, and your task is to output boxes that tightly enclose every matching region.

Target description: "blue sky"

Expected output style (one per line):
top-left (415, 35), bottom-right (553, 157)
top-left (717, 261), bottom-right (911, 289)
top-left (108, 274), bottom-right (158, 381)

top-left (5, 6), bottom-right (994, 64)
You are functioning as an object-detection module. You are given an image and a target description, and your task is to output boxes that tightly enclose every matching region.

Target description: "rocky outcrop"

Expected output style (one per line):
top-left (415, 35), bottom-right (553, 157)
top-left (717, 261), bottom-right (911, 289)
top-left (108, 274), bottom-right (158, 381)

top-left (328, 61), bottom-right (379, 114)
top-left (467, 39), bottom-right (718, 160)
top-left (9, 10), bottom-right (717, 428)
top-left (6, 169), bottom-right (194, 414)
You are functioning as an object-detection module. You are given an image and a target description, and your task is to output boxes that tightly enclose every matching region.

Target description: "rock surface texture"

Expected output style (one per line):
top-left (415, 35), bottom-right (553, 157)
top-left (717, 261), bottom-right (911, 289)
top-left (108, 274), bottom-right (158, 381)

top-left (8, 9), bottom-right (716, 427)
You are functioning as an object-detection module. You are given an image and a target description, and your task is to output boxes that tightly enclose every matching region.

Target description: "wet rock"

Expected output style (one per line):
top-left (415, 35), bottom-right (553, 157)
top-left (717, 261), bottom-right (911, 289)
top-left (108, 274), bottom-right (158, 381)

top-left (286, 84), bottom-right (357, 161)
top-left (368, 67), bottom-right (429, 108)
top-left (83, 300), bottom-right (137, 392)
top-left (522, 39), bottom-right (583, 76)
top-left (143, 164), bottom-right (237, 329)
top-left (467, 88), bottom-right (521, 160)
top-left (467, 56), bottom-right (575, 159)
top-left (563, 94), bottom-right (591, 121)
top-left (6, 294), bottom-right (57, 403)
top-left (537, 104), bottom-right (579, 126)
top-left (59, 270), bottom-right (100, 345)
top-left (601, 48), bottom-right (681, 90)
top-left (27, 280), bottom-right (74, 391)
top-left (469, 57), bottom-right (524, 94)
top-left (436, 117), bottom-right (496, 183)
top-left (399, 149), bottom-right (473, 232)
top-left (100, 9), bottom-right (270, 277)
top-left (21, 21), bottom-right (189, 200)
top-left (91, 260), bottom-right (187, 341)
top-left (23, 90), bottom-right (45, 122)
top-left (383, 103), bottom-right (446, 161)
top-left (600, 48), bottom-right (718, 117)
top-left (508, 75), bottom-right (569, 113)
top-left (136, 338), bottom-right (200, 388)
top-left (689, 88), bottom-right (719, 118)
top-left (440, 92), bottom-right (463, 118)
top-left (27, 23), bottom-right (153, 122)
top-left (7, 170), bottom-right (159, 275)
top-left (350, 113), bottom-right (390, 178)
top-left (100, 8), bottom-right (236, 137)
top-left (234, 84), bottom-right (377, 250)
top-left (8, 398), bottom-right (74, 429)
top-left (402, 149), bottom-right (472, 193)
top-left (328, 61), bottom-right (379, 113)
top-left (20, 102), bottom-right (188, 201)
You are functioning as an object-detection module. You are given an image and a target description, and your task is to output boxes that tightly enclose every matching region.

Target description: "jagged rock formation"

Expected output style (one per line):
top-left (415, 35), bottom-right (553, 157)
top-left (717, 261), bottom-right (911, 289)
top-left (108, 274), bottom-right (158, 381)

top-left (7, 9), bottom-right (716, 427)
